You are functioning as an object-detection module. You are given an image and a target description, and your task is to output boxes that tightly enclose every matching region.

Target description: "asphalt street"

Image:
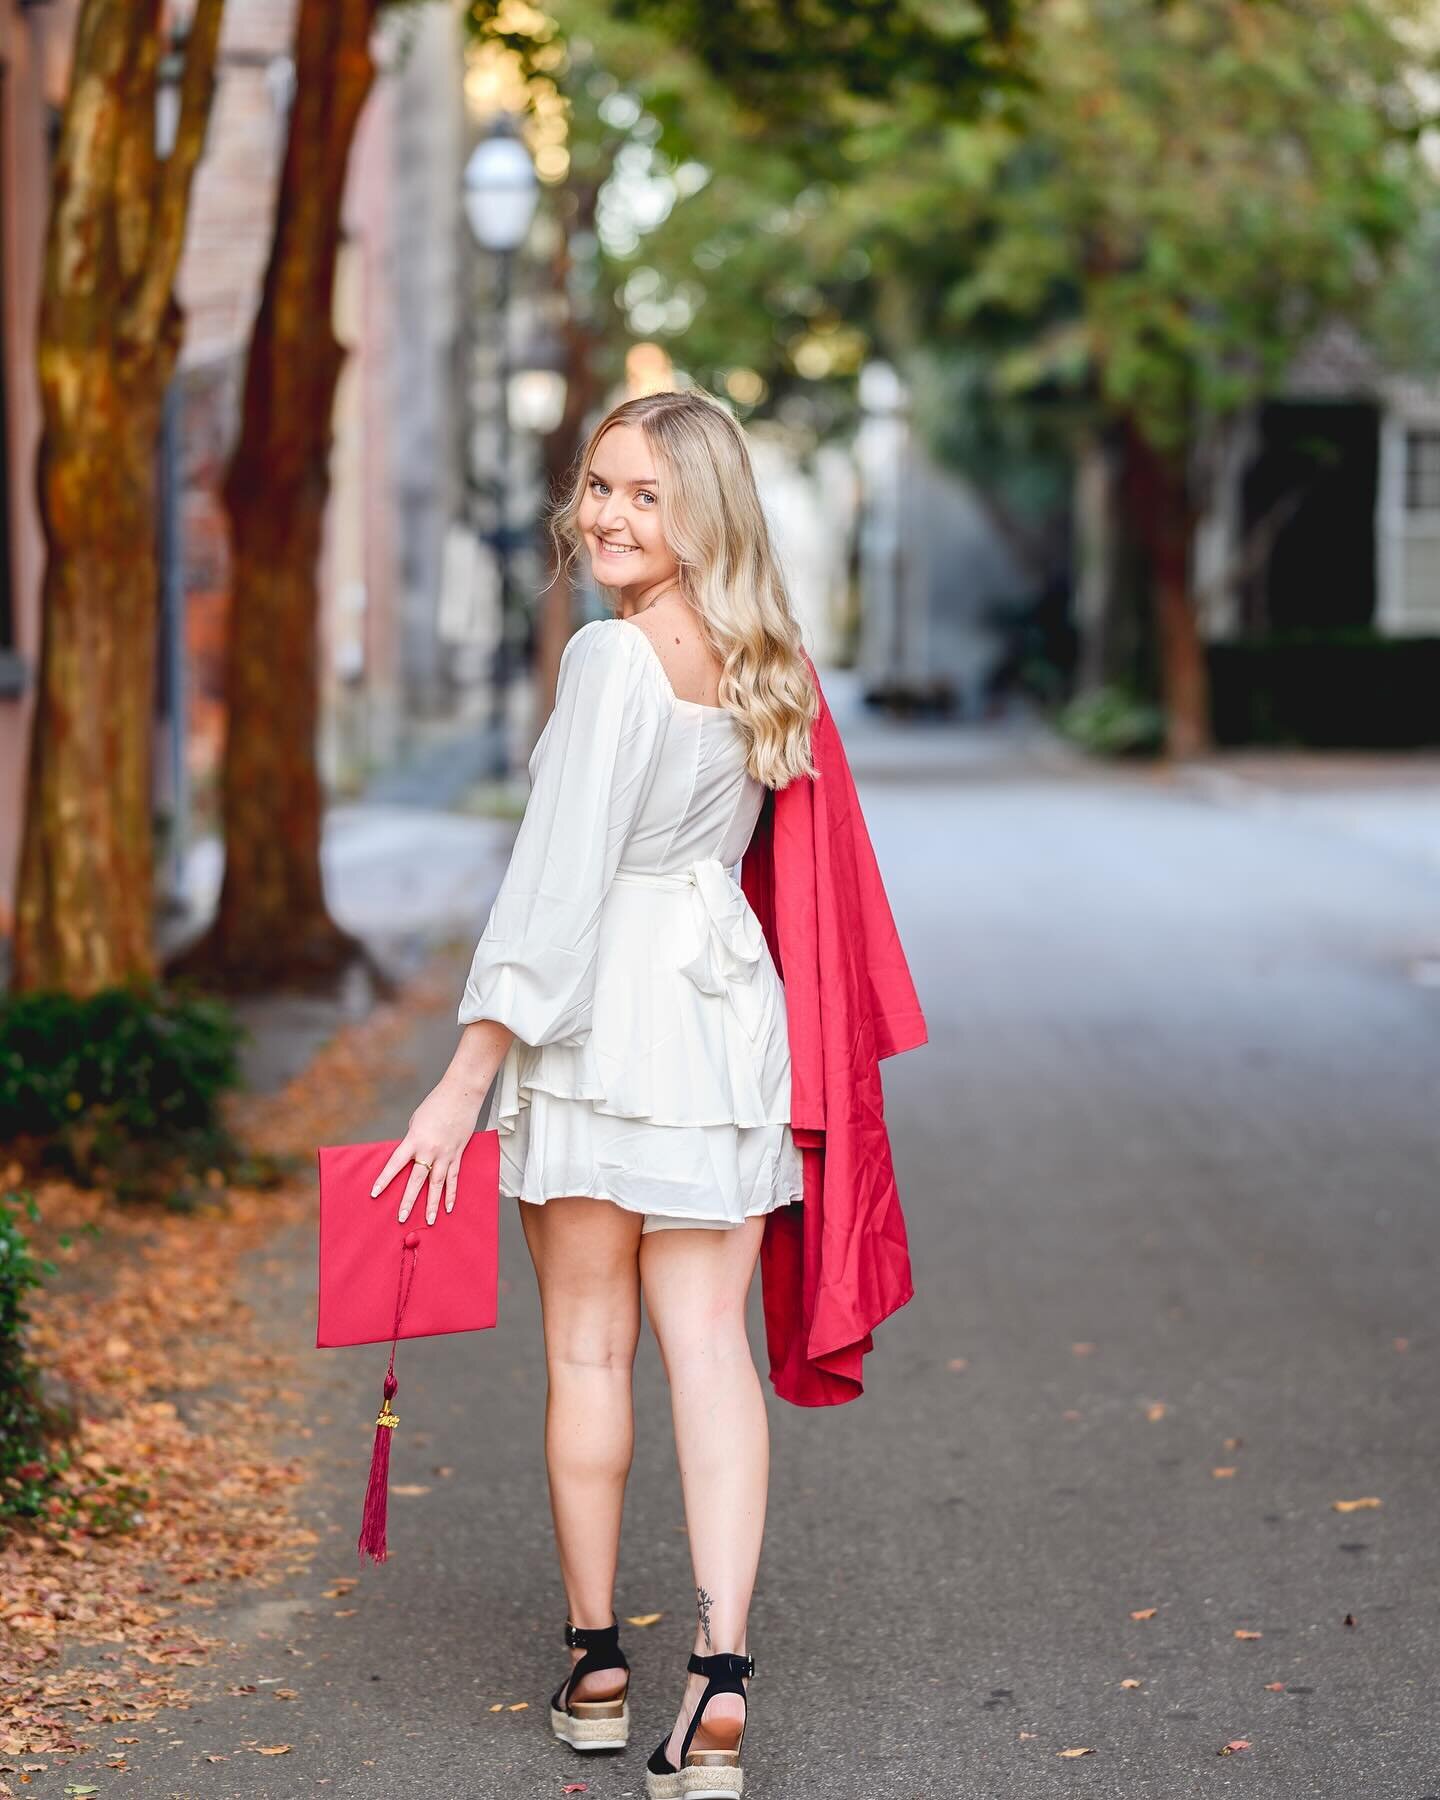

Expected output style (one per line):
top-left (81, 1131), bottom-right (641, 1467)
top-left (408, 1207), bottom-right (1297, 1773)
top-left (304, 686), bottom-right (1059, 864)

top-left (59, 723), bottom-right (1440, 1800)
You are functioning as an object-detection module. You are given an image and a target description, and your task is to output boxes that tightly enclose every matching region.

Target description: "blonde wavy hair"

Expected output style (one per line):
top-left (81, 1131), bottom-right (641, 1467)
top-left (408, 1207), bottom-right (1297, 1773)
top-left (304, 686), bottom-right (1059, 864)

top-left (551, 389), bottom-right (818, 789)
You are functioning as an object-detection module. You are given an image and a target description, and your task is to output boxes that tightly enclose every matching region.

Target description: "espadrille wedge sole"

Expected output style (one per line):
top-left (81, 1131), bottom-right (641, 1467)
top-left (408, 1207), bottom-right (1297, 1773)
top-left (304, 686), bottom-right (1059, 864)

top-left (644, 1751), bottom-right (744, 1800)
top-left (549, 1695), bottom-right (630, 1751)
top-left (550, 1620), bottom-right (631, 1756)
top-left (645, 1650), bottom-right (752, 1800)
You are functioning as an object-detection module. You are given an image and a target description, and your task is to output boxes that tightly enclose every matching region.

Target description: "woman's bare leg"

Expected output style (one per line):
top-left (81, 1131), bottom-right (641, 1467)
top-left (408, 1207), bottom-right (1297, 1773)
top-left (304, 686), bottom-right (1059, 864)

top-left (640, 1217), bottom-right (767, 1760)
top-left (520, 1194), bottom-right (644, 1701)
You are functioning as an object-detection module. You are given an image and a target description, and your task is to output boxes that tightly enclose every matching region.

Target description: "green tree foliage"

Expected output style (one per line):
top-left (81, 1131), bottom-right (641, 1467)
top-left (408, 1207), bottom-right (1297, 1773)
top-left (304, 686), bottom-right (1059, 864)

top-left (466, 2), bottom-right (827, 406)
top-left (935, 0), bottom-right (1436, 450)
top-left (584, 0), bottom-right (1014, 128)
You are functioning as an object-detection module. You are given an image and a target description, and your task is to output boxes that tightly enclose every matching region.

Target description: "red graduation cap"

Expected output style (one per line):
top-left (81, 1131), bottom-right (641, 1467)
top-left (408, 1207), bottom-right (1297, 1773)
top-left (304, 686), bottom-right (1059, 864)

top-left (316, 1132), bottom-right (500, 1563)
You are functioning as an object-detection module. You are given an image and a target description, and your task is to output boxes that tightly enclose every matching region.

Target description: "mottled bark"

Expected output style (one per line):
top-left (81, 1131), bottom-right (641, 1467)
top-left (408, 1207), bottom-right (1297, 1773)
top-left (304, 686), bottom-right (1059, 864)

top-left (173, 0), bottom-right (379, 991)
top-left (532, 182), bottom-right (601, 732)
top-left (14, 0), bottom-right (224, 995)
top-left (1124, 421), bottom-right (1211, 760)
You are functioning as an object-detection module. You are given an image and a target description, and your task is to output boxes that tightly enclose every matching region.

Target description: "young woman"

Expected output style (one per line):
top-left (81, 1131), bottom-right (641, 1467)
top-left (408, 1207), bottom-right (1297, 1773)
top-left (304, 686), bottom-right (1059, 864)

top-left (373, 388), bottom-right (819, 1798)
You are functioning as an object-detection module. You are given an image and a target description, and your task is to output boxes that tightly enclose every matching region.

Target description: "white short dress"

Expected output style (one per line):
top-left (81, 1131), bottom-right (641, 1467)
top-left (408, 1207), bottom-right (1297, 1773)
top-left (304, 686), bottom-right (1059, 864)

top-left (457, 616), bottom-right (804, 1234)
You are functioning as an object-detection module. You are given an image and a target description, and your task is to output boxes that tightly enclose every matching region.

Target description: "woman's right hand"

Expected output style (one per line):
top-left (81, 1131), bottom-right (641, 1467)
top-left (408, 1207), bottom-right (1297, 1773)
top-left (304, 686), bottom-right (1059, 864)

top-left (369, 1019), bottom-right (516, 1224)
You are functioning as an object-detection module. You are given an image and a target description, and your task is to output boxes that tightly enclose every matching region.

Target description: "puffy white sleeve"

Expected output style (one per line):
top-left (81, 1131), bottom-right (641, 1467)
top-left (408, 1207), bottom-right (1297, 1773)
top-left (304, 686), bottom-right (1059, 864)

top-left (457, 621), bottom-right (667, 1047)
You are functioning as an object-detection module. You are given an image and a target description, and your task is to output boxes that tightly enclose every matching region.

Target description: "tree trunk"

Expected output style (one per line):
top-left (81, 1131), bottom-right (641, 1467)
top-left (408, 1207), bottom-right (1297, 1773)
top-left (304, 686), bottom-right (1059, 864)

top-left (1124, 420), bottom-right (1212, 760)
top-left (532, 183), bottom-right (601, 734)
top-left (172, 0), bottom-right (379, 992)
top-left (13, 0), bottom-right (224, 995)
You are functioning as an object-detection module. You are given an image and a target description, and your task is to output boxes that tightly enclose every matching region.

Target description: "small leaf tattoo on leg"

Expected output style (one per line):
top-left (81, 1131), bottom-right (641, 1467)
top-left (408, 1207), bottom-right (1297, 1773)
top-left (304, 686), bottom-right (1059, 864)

top-left (696, 1586), bottom-right (713, 1650)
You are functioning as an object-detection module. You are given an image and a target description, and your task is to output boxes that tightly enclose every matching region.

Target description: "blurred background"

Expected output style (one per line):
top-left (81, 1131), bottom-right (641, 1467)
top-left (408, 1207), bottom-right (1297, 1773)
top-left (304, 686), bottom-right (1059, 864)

top-left (2, 4), bottom-right (1440, 1792)
top-left (3, 0), bottom-right (1438, 1001)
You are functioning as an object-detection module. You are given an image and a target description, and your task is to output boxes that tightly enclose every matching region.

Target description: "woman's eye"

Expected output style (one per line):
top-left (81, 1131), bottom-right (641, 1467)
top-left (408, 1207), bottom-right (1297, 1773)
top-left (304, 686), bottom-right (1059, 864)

top-left (636, 491), bottom-right (656, 506)
top-left (589, 477), bottom-right (609, 495)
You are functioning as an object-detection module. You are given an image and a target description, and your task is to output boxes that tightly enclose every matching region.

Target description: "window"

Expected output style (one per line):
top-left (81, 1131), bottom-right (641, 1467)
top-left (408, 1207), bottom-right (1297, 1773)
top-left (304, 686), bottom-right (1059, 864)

top-left (1404, 429), bottom-right (1440, 515)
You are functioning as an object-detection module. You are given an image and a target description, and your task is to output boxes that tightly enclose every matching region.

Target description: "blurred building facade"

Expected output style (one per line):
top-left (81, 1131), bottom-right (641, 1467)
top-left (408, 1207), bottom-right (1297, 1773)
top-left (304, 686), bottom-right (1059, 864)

top-left (1073, 320), bottom-right (1440, 745)
top-left (1192, 323), bottom-right (1440, 642)
top-left (854, 361), bottom-right (1031, 716)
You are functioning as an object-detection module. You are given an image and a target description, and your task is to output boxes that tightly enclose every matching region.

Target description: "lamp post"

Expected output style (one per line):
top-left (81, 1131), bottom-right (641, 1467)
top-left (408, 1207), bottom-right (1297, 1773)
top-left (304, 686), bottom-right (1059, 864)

top-left (463, 120), bottom-right (539, 718)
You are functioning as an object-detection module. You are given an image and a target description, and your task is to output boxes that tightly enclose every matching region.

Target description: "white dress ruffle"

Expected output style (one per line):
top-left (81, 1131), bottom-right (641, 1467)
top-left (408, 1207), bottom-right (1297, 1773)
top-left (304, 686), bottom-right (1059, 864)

top-left (458, 618), bottom-right (803, 1229)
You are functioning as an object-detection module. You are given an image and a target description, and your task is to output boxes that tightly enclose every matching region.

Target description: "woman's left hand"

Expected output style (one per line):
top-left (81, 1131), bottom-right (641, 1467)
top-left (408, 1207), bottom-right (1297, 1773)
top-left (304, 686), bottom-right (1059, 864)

top-left (370, 1075), bottom-right (484, 1224)
top-left (369, 1018), bottom-right (514, 1224)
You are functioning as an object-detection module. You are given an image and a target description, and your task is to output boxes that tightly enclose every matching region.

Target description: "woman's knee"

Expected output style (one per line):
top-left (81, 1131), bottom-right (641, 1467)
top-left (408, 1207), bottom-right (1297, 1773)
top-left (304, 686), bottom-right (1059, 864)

top-left (545, 1305), bottom-right (640, 1376)
top-left (524, 1195), bottom-right (643, 1361)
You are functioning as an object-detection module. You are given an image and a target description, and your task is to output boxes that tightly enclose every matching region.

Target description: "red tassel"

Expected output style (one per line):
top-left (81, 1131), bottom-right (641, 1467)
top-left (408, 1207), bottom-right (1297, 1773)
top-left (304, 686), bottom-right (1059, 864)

top-left (357, 1371), bottom-right (399, 1563)
top-left (357, 1235), bottom-right (420, 1565)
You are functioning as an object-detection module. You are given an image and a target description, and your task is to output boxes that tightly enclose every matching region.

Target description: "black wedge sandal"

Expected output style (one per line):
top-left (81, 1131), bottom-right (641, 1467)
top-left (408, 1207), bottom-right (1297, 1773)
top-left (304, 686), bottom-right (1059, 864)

top-left (644, 1650), bottom-right (753, 1800)
top-left (549, 1619), bottom-right (631, 1753)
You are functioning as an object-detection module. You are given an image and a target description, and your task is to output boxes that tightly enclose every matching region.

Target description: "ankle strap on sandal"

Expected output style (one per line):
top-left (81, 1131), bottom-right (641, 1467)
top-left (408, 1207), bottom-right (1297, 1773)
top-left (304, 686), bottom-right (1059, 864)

top-left (676, 1651), bottom-right (753, 1769)
top-left (554, 1619), bottom-right (629, 1715)
top-left (687, 1650), bottom-right (755, 1684)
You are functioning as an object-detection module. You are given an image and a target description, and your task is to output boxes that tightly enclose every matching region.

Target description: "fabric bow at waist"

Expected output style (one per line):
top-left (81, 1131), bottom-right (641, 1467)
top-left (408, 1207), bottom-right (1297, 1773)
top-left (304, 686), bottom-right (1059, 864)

top-left (610, 859), bottom-right (768, 1040)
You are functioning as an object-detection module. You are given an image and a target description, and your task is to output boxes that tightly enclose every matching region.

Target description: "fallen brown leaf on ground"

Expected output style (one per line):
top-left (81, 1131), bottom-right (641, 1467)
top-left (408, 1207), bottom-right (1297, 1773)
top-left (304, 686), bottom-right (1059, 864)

top-left (1057, 1745), bottom-right (1096, 1757)
top-left (1331, 1497), bottom-right (1381, 1512)
top-left (1130, 1607), bottom-right (1157, 1621)
top-left (1218, 1738), bottom-right (1251, 1754)
top-left (0, 964), bottom-right (453, 1760)
top-left (1234, 1629), bottom-right (1262, 1640)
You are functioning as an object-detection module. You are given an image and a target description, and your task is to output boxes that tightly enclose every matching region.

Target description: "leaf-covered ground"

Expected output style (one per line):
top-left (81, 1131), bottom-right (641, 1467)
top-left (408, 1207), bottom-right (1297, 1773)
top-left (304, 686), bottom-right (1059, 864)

top-left (0, 964), bottom-right (453, 1787)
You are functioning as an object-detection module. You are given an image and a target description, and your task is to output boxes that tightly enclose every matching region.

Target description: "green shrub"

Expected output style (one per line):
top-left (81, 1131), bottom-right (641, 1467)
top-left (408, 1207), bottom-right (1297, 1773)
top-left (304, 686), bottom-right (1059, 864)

top-left (0, 1188), bottom-right (64, 1526)
top-left (1208, 634), bottom-right (1440, 748)
top-left (0, 1188), bottom-right (148, 1538)
top-left (0, 983), bottom-right (242, 1139)
top-left (1056, 684), bottom-right (1166, 758)
top-left (0, 985), bottom-right (268, 1202)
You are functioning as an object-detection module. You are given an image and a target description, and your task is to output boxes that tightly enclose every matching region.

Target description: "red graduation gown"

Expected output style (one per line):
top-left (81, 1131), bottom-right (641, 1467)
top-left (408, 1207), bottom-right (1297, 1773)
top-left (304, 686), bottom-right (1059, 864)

top-left (739, 655), bottom-right (928, 1406)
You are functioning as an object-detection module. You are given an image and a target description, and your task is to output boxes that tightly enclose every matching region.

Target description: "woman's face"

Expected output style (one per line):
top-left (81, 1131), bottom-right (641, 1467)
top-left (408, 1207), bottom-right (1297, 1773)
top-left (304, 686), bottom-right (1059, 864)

top-left (576, 423), bottom-right (680, 599)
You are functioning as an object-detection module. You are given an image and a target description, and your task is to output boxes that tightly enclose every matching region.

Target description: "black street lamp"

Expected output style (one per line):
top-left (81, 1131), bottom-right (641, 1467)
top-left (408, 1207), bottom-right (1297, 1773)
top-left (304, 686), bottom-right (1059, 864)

top-left (463, 119), bottom-right (539, 718)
